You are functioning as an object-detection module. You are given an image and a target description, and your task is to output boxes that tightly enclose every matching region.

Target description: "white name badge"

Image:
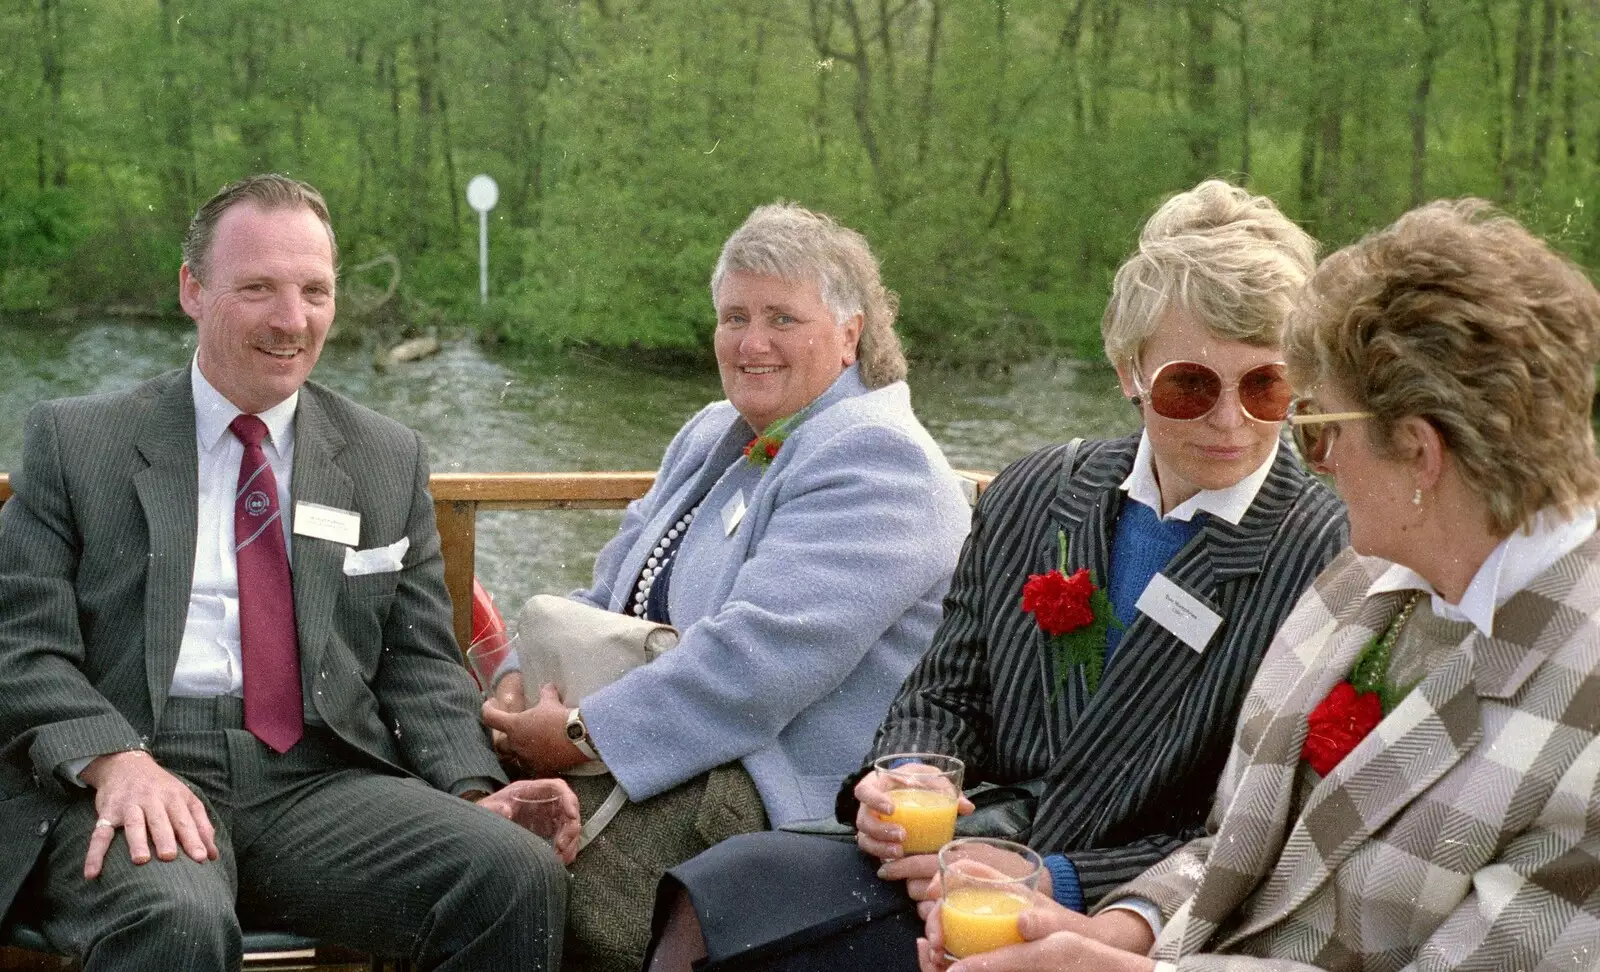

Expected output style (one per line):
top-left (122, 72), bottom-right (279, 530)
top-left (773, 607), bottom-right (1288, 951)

top-left (721, 490), bottom-right (748, 536)
top-left (293, 501), bottom-right (362, 547)
top-left (1135, 573), bottom-right (1223, 654)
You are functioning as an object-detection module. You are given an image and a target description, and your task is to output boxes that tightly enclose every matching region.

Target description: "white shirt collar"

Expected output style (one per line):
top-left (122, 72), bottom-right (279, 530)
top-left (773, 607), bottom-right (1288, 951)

top-left (191, 356), bottom-right (298, 456)
top-left (1369, 508), bottom-right (1598, 638)
top-left (1119, 431), bottom-right (1278, 525)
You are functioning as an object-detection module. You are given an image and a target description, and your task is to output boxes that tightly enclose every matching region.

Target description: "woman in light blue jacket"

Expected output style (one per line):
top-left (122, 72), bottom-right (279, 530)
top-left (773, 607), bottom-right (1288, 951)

top-left (484, 202), bottom-right (972, 972)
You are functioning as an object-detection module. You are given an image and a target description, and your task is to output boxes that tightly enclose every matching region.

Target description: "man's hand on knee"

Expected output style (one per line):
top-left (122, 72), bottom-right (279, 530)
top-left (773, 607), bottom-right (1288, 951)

top-left (79, 750), bottom-right (219, 879)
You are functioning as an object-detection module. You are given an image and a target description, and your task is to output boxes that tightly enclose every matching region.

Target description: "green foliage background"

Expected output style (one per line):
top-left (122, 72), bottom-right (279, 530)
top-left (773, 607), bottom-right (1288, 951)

top-left (2, 0), bottom-right (1597, 361)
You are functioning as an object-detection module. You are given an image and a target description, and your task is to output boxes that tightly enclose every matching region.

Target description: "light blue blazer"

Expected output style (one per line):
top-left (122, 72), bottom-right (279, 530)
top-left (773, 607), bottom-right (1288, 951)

top-left (566, 367), bottom-right (969, 825)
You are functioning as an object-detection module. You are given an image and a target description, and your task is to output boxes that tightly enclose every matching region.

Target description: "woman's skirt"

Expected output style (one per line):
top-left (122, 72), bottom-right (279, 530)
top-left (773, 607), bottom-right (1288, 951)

top-left (648, 830), bottom-right (923, 972)
top-left (563, 764), bottom-right (767, 972)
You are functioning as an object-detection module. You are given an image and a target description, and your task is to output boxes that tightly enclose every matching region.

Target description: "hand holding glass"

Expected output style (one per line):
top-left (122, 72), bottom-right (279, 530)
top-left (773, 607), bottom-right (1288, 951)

top-left (871, 753), bottom-right (964, 854)
top-left (492, 779), bottom-right (581, 865)
top-left (937, 837), bottom-right (1044, 960)
top-left (466, 630), bottom-right (520, 700)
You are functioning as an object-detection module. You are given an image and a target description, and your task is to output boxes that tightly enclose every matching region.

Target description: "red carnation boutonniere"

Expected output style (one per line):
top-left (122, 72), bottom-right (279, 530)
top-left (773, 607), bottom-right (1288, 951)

top-left (1301, 592), bottom-right (1419, 777)
top-left (1021, 530), bottom-right (1122, 695)
top-left (1302, 682), bottom-right (1383, 777)
top-left (743, 409), bottom-right (808, 472)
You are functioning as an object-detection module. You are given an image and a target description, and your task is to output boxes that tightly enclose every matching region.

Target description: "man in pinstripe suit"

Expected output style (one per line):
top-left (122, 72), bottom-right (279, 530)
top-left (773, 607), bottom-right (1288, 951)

top-left (0, 175), bottom-right (570, 970)
top-left (644, 181), bottom-right (1348, 972)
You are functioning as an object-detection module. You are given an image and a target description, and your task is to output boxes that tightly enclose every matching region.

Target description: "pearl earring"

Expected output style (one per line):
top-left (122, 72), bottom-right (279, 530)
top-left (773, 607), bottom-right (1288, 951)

top-left (1412, 487), bottom-right (1423, 507)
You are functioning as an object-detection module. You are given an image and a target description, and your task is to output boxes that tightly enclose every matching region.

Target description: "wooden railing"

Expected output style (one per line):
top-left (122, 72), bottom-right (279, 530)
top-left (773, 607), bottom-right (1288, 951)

top-left (0, 470), bottom-right (991, 653)
top-left (429, 472), bottom-right (658, 650)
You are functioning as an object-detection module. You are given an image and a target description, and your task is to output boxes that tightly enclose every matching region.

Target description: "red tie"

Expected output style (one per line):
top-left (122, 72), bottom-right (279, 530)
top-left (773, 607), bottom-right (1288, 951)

top-left (230, 414), bottom-right (304, 753)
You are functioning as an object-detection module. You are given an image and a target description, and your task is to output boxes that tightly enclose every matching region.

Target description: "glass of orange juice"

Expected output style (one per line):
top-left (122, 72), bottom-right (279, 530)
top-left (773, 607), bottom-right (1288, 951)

top-left (871, 753), bottom-right (963, 854)
top-left (938, 837), bottom-right (1044, 960)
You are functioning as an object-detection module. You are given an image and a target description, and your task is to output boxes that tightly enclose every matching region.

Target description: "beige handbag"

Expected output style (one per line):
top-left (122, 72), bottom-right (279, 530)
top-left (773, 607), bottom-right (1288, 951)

top-left (513, 594), bottom-right (679, 847)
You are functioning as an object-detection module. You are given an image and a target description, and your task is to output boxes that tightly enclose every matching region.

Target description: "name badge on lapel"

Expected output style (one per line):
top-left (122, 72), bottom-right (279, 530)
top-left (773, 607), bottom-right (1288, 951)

top-left (721, 490), bottom-right (748, 536)
top-left (1136, 573), bottom-right (1222, 653)
top-left (293, 501), bottom-right (361, 547)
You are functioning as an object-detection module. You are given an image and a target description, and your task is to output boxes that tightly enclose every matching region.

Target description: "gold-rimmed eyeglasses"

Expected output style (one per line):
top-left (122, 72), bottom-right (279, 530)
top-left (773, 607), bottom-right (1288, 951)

top-left (1287, 401), bottom-right (1374, 466)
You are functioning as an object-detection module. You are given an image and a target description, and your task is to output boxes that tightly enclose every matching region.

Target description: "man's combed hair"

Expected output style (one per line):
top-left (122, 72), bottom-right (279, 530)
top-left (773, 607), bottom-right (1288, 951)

top-left (1285, 198), bottom-right (1600, 534)
top-left (712, 202), bottom-right (907, 388)
top-left (1102, 179), bottom-right (1317, 374)
top-left (183, 174), bottom-right (337, 283)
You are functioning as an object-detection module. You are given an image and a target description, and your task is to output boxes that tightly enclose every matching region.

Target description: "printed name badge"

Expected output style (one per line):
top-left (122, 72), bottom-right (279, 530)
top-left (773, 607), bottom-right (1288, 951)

top-left (293, 501), bottom-right (362, 547)
top-left (1135, 573), bottom-right (1223, 654)
top-left (721, 490), bottom-right (748, 536)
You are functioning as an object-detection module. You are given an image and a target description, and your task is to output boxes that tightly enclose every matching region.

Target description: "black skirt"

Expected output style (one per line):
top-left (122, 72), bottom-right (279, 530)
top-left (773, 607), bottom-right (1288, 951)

top-left (648, 831), bottom-right (923, 972)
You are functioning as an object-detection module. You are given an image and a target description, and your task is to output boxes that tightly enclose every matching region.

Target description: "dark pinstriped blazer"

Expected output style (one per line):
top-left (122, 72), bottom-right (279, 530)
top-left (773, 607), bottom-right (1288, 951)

top-left (856, 434), bottom-right (1348, 906)
top-left (0, 368), bottom-right (504, 920)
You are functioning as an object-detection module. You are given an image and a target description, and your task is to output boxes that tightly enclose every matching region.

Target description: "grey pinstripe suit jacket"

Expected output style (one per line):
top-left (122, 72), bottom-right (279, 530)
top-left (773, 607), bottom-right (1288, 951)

top-left (0, 367), bottom-right (503, 920)
top-left (854, 435), bottom-right (1348, 905)
top-left (1107, 543), bottom-right (1600, 971)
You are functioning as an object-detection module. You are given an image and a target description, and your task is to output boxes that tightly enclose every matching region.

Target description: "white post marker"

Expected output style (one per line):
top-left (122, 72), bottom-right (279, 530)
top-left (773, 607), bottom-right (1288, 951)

top-left (466, 174), bottom-right (500, 305)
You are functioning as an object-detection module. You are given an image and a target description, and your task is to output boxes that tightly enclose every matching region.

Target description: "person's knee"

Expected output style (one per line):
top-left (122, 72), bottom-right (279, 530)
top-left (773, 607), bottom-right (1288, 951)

top-left (466, 824), bottom-right (566, 914)
top-left (138, 866), bottom-right (238, 936)
top-left (73, 861), bottom-right (239, 964)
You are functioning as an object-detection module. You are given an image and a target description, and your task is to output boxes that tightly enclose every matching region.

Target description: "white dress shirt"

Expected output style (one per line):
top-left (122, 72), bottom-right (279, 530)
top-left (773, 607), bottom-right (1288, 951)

top-left (1119, 431), bottom-right (1279, 525)
top-left (1368, 507), bottom-right (1598, 637)
top-left (170, 362), bottom-right (299, 697)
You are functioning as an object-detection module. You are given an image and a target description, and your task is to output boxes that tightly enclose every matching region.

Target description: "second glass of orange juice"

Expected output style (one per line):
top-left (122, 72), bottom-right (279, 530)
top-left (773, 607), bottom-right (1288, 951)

top-left (938, 837), bottom-right (1044, 960)
top-left (871, 753), bottom-right (963, 854)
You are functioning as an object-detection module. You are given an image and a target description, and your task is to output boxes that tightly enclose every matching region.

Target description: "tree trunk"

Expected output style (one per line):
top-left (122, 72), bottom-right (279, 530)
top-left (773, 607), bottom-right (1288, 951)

top-left (1297, 0), bottom-right (1328, 218)
top-left (156, 0), bottom-right (195, 230)
top-left (914, 0), bottom-right (941, 165)
top-left (1235, 6), bottom-right (1252, 180)
top-left (1560, 0), bottom-right (1576, 163)
top-left (1185, 0), bottom-right (1219, 181)
top-left (1528, 0), bottom-right (1558, 186)
top-left (1505, 0), bottom-right (1536, 199)
top-left (1476, 0), bottom-right (1507, 194)
top-left (411, 15), bottom-right (437, 254)
top-left (1409, 0), bottom-right (1436, 206)
top-left (39, 0), bottom-right (68, 187)
top-left (1088, 0), bottom-right (1121, 133)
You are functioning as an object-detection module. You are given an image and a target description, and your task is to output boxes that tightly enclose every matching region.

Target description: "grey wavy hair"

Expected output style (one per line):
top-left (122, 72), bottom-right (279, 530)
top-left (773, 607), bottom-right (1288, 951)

top-left (710, 202), bottom-right (906, 387)
top-left (183, 173), bottom-right (337, 284)
top-left (1102, 179), bottom-right (1317, 374)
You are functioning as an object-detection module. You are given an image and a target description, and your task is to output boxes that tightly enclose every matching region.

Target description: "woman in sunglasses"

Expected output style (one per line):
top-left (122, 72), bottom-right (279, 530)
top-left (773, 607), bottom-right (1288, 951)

top-left (642, 180), bottom-right (1349, 972)
top-left (917, 201), bottom-right (1600, 972)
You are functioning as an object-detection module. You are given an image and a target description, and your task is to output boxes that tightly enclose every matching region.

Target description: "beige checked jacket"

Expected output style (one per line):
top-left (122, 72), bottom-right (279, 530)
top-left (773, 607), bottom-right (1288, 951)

top-left (1101, 539), bottom-right (1600, 971)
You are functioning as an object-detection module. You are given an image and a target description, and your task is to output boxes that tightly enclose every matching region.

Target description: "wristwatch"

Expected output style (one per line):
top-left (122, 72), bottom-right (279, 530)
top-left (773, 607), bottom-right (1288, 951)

top-left (564, 707), bottom-right (600, 761)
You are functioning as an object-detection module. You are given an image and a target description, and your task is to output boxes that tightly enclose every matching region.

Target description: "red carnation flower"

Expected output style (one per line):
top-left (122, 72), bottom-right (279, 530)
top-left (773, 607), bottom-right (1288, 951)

top-left (1021, 567), bottom-right (1096, 637)
top-left (1303, 681), bottom-right (1383, 777)
top-left (763, 440), bottom-right (779, 460)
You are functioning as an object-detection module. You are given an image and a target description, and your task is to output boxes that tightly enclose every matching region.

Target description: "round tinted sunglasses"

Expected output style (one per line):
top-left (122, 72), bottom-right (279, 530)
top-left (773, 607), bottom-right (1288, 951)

top-left (1287, 400), bottom-right (1375, 466)
top-left (1133, 360), bottom-right (1294, 423)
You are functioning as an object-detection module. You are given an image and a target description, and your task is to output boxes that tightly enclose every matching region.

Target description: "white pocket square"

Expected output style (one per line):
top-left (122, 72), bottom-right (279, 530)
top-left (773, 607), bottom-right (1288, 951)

top-left (342, 536), bottom-right (410, 576)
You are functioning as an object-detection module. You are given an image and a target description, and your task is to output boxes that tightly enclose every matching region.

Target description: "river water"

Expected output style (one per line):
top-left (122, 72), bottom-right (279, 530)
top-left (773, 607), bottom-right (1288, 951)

top-left (0, 316), bottom-right (1139, 611)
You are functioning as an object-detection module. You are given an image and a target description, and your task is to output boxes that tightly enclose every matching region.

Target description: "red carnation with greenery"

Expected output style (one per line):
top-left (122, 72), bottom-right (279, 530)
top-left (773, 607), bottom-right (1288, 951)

top-left (1302, 593), bottom-right (1417, 777)
top-left (1302, 682), bottom-right (1383, 777)
top-left (743, 409), bottom-right (808, 472)
top-left (1022, 530), bottom-right (1121, 694)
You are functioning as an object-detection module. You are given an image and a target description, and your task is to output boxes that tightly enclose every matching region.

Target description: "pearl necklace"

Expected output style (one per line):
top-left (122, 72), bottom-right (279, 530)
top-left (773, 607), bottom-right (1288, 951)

top-left (632, 505), bottom-right (699, 618)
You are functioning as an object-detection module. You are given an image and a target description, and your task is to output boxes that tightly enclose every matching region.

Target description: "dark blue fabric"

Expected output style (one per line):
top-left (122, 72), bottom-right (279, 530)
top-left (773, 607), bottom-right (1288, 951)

top-left (1105, 501), bottom-right (1204, 663)
top-left (1042, 853), bottom-right (1086, 912)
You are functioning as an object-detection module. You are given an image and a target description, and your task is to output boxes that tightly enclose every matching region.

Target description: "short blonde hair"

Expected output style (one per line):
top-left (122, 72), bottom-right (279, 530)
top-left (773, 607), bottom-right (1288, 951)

top-left (1285, 198), bottom-right (1600, 534)
top-left (711, 202), bottom-right (906, 387)
top-left (1102, 180), bottom-right (1317, 373)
